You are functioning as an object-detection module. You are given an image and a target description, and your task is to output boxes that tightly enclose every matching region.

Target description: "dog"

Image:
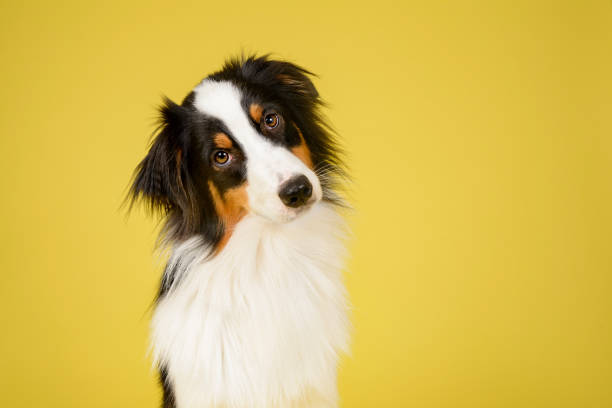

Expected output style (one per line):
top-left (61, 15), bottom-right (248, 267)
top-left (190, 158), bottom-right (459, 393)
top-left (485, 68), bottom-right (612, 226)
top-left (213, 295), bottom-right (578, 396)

top-left (129, 55), bottom-right (350, 408)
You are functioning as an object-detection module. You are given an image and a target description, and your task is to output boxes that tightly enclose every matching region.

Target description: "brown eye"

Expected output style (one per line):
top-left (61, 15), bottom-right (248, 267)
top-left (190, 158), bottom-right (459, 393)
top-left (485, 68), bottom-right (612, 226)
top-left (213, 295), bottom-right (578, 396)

top-left (213, 150), bottom-right (231, 166)
top-left (264, 113), bottom-right (279, 129)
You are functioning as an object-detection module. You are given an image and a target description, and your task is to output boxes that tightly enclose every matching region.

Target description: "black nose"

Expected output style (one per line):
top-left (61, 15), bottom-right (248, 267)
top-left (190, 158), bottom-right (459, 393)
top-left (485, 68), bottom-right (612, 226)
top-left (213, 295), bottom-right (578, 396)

top-left (278, 175), bottom-right (313, 208)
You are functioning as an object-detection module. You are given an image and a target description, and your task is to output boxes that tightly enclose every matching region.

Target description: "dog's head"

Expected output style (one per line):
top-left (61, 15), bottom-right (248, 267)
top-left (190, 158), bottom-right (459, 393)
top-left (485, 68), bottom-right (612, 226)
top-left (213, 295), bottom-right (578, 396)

top-left (129, 56), bottom-right (343, 250)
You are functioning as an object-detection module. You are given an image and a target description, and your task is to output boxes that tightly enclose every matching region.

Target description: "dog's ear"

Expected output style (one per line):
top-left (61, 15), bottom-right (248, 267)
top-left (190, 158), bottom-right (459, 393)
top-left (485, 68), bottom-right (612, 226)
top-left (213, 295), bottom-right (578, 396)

top-left (129, 97), bottom-right (191, 215)
top-left (274, 61), bottom-right (319, 100)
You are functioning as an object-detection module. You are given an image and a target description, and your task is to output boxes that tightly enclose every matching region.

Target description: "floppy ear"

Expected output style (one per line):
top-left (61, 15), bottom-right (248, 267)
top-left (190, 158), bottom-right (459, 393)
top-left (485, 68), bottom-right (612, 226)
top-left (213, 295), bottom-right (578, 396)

top-left (274, 61), bottom-right (319, 100)
top-left (129, 97), bottom-right (191, 215)
top-left (237, 56), bottom-right (319, 101)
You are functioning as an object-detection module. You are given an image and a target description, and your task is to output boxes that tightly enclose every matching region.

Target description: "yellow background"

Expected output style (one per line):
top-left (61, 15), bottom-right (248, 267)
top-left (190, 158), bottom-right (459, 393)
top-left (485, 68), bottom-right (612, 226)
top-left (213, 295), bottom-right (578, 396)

top-left (1, 1), bottom-right (611, 407)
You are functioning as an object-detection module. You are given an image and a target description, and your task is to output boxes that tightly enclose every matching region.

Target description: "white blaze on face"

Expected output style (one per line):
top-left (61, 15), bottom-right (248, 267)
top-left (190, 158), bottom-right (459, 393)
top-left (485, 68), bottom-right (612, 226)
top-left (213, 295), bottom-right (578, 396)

top-left (193, 80), bottom-right (322, 223)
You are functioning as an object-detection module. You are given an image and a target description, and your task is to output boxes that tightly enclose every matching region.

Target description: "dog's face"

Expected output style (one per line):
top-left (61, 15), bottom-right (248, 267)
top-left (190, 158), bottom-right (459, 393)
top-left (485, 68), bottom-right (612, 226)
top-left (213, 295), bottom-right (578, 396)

top-left (130, 56), bottom-right (342, 250)
top-left (192, 79), bottom-right (321, 224)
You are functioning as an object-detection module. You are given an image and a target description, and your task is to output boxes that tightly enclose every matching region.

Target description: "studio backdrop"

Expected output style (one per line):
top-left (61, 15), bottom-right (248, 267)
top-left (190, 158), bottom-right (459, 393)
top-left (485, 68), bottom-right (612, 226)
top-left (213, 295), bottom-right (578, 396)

top-left (1, 1), bottom-right (611, 407)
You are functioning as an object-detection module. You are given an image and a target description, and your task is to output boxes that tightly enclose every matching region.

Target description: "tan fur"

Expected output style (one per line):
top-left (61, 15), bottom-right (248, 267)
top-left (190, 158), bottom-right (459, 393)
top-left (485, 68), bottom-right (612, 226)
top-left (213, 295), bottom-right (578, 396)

top-left (249, 103), bottom-right (263, 123)
top-left (208, 181), bottom-right (249, 252)
top-left (213, 132), bottom-right (233, 149)
top-left (290, 124), bottom-right (314, 169)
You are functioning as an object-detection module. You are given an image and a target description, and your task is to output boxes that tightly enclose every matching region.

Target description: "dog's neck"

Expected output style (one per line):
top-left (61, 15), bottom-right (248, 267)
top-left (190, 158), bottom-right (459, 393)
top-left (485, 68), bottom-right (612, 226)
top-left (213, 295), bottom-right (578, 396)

top-left (151, 202), bottom-right (350, 407)
top-left (159, 201), bottom-right (348, 297)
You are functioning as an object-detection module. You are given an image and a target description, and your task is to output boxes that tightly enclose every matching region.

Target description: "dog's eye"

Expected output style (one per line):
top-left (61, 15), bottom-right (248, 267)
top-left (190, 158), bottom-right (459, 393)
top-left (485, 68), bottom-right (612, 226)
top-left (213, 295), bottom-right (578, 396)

top-left (264, 113), bottom-right (279, 129)
top-left (212, 150), bottom-right (231, 166)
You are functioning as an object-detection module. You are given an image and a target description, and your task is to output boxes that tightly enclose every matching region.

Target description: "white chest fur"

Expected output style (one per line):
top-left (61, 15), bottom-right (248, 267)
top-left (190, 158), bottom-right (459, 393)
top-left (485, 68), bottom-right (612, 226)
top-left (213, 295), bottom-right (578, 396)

top-left (151, 203), bottom-right (350, 408)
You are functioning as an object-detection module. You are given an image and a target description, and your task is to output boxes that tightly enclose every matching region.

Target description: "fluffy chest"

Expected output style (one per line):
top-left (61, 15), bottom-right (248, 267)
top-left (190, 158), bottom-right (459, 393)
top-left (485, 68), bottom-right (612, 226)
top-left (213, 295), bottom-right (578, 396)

top-left (151, 205), bottom-right (349, 408)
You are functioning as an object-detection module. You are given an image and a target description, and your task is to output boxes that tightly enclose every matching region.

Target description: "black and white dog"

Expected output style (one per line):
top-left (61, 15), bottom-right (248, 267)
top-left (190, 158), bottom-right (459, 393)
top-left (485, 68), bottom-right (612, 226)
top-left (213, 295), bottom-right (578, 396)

top-left (129, 56), bottom-right (349, 408)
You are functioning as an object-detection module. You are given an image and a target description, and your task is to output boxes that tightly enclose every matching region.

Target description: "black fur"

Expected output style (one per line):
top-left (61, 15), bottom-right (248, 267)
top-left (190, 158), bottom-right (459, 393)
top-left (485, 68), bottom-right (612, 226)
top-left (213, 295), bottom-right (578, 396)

top-left (159, 365), bottom-right (176, 408)
top-left (129, 98), bottom-right (224, 248)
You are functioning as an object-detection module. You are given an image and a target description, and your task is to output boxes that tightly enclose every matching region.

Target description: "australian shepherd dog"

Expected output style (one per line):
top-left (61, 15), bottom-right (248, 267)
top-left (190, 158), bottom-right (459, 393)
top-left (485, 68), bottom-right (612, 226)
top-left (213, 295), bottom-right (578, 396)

top-left (129, 55), bottom-right (350, 408)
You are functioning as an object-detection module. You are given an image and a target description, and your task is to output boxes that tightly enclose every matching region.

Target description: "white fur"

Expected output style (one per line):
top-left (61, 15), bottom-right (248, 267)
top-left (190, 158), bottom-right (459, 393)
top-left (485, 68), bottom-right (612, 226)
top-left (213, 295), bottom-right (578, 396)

top-left (192, 80), bottom-right (322, 223)
top-left (152, 203), bottom-right (349, 408)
